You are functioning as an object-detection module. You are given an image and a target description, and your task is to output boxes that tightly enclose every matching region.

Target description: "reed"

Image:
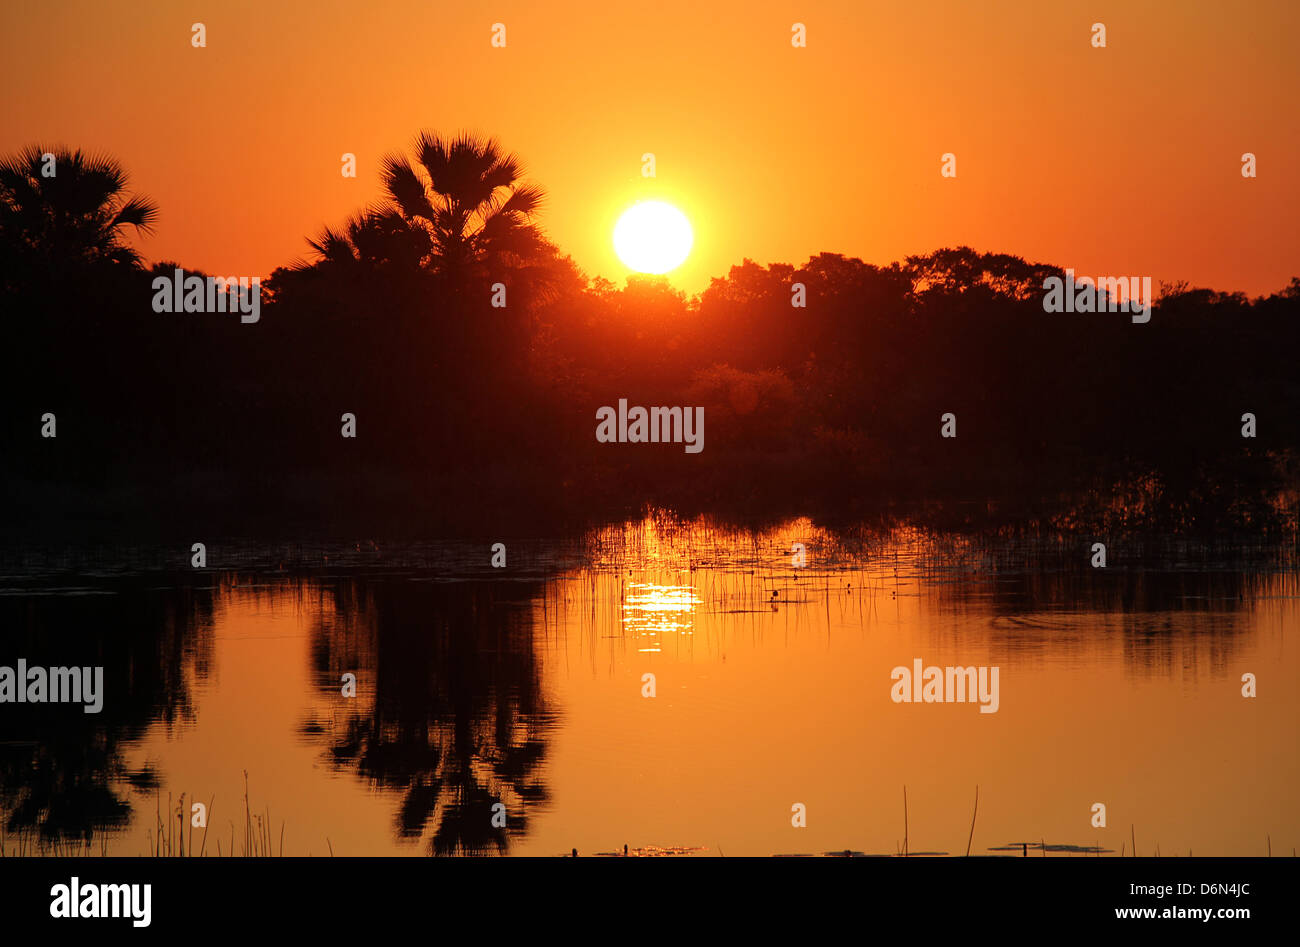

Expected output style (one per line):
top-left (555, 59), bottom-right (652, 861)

top-left (965, 786), bottom-right (979, 857)
top-left (902, 785), bottom-right (909, 857)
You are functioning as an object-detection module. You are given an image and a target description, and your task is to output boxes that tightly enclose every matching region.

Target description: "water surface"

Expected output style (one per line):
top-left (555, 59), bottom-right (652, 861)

top-left (1, 517), bottom-right (1295, 857)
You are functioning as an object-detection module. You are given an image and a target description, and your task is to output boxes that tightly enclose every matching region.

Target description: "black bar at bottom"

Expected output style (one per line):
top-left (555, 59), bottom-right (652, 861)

top-left (0, 855), bottom-right (1289, 935)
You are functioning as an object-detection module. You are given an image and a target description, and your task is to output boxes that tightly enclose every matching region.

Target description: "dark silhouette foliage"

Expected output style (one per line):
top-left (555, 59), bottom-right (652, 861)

top-left (3, 139), bottom-right (1298, 538)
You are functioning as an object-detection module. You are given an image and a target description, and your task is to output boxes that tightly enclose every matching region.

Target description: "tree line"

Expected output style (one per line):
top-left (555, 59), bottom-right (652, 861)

top-left (3, 137), bottom-right (1298, 538)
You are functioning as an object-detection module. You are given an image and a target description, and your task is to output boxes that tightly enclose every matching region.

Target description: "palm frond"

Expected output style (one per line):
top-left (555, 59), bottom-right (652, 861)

top-left (109, 195), bottom-right (159, 234)
top-left (498, 183), bottom-right (544, 219)
top-left (381, 154), bottom-right (436, 221)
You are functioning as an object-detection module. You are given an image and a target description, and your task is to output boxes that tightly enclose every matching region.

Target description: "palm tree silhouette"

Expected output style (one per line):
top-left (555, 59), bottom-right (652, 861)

top-left (303, 208), bottom-right (429, 272)
top-left (0, 145), bottom-right (158, 274)
top-left (379, 131), bottom-right (546, 281)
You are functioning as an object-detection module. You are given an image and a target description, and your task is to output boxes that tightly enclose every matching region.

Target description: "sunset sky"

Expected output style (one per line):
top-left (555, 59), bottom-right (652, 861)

top-left (3, 0), bottom-right (1296, 296)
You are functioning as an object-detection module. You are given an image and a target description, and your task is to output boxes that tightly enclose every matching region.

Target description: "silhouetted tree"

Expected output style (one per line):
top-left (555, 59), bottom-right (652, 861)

top-left (380, 131), bottom-right (547, 283)
top-left (301, 208), bottom-right (429, 273)
top-left (0, 145), bottom-right (157, 287)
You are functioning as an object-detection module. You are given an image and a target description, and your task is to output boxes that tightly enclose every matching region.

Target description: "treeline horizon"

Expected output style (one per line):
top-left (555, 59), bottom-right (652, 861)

top-left (3, 138), bottom-right (1299, 541)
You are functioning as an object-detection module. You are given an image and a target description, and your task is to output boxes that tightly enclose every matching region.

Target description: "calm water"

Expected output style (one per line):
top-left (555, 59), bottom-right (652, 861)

top-left (1, 516), bottom-right (1296, 857)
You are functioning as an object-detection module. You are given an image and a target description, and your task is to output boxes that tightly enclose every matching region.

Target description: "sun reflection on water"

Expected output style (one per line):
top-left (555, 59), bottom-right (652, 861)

top-left (621, 582), bottom-right (699, 652)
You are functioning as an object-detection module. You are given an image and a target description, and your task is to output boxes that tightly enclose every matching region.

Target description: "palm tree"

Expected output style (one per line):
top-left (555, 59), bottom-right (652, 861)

top-left (0, 145), bottom-right (158, 271)
top-left (301, 207), bottom-right (429, 272)
top-left (379, 132), bottom-right (546, 280)
top-left (280, 131), bottom-right (561, 386)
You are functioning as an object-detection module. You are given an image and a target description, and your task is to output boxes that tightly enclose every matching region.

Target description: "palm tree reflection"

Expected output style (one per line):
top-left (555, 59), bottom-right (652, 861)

top-left (304, 577), bottom-right (555, 855)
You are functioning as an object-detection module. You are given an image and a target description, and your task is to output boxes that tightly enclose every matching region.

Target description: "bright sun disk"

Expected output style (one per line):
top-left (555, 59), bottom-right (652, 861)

top-left (613, 201), bottom-right (693, 274)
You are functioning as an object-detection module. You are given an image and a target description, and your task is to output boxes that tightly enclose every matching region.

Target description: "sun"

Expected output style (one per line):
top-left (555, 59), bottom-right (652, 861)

top-left (613, 201), bottom-right (693, 274)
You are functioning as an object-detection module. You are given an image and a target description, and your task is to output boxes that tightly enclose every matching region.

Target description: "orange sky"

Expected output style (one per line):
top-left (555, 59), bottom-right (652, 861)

top-left (3, 0), bottom-right (1296, 296)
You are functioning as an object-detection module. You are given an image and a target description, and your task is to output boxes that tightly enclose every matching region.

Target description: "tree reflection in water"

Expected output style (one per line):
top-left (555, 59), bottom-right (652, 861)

top-left (301, 577), bottom-right (555, 856)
